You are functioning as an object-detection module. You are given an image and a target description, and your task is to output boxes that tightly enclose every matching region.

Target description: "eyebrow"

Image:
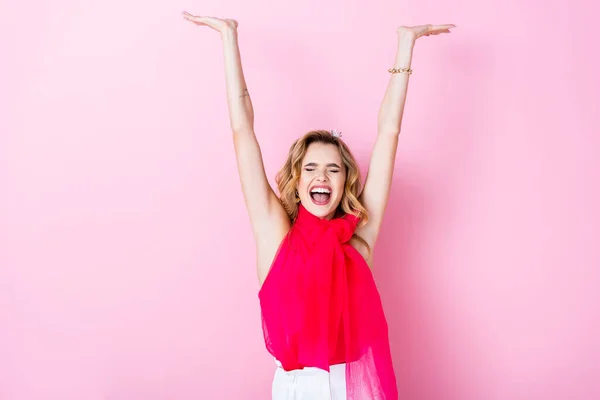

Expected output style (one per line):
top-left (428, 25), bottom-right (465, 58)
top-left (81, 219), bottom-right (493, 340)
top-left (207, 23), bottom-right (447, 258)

top-left (304, 162), bottom-right (342, 169)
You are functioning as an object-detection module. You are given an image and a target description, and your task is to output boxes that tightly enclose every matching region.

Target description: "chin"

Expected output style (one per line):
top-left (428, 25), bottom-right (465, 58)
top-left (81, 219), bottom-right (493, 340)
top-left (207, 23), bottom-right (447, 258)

top-left (303, 200), bottom-right (340, 219)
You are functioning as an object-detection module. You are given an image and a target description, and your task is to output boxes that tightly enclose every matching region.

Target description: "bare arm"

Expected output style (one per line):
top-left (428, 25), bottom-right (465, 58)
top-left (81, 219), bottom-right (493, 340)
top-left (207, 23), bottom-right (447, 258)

top-left (219, 27), bottom-right (283, 229)
top-left (356, 24), bottom-right (455, 258)
top-left (183, 13), bottom-right (290, 278)
top-left (220, 27), bottom-right (254, 133)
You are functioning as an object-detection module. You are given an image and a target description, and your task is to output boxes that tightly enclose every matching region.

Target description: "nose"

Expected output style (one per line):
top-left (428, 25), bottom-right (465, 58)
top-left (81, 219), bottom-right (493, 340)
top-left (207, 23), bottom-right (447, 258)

top-left (315, 170), bottom-right (328, 182)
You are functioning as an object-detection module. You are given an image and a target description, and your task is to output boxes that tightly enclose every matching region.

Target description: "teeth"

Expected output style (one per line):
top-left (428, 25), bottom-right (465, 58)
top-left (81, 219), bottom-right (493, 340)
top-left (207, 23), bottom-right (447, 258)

top-left (311, 187), bottom-right (331, 194)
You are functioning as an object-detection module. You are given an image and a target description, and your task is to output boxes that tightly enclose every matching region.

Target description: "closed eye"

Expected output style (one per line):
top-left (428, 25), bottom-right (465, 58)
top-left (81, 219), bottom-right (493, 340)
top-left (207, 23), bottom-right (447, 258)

top-left (304, 168), bottom-right (339, 173)
top-left (304, 162), bottom-right (342, 170)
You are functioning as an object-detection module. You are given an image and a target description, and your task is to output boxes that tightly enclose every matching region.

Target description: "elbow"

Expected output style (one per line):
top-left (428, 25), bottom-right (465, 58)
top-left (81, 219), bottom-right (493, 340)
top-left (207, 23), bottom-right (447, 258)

top-left (231, 121), bottom-right (254, 136)
top-left (377, 124), bottom-right (400, 137)
top-left (377, 117), bottom-right (399, 135)
top-left (232, 127), bottom-right (256, 142)
top-left (230, 115), bottom-right (254, 135)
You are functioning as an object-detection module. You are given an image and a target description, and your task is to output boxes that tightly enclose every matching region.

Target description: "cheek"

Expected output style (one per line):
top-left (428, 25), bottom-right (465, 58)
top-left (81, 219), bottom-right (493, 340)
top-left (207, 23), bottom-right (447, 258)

top-left (334, 174), bottom-right (346, 197)
top-left (297, 175), bottom-right (310, 191)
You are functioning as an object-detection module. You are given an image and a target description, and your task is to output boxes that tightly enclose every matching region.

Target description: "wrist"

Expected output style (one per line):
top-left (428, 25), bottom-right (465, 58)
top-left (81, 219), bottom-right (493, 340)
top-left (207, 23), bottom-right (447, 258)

top-left (397, 33), bottom-right (416, 46)
top-left (220, 27), bottom-right (238, 40)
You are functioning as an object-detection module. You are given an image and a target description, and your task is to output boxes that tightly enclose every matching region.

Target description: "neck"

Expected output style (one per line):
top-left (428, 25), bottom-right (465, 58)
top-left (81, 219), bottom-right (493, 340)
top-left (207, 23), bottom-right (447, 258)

top-left (323, 211), bottom-right (336, 220)
top-left (299, 203), bottom-right (338, 221)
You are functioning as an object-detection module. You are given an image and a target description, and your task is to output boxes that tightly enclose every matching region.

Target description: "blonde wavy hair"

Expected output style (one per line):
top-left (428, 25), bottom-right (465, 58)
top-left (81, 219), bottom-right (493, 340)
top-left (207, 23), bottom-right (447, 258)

top-left (275, 130), bottom-right (370, 253)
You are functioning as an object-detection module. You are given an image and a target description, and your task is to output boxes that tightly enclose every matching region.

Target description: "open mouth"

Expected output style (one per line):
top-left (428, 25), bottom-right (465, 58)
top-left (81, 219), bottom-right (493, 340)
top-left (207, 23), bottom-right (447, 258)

top-left (309, 186), bottom-right (332, 205)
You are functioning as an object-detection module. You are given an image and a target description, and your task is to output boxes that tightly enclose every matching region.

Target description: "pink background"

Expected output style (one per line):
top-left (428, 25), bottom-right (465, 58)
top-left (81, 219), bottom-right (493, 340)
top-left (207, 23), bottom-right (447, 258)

top-left (1, 0), bottom-right (599, 399)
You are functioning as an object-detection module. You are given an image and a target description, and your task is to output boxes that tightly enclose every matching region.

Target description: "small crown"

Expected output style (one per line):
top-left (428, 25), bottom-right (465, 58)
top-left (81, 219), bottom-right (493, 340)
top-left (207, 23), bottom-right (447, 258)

top-left (330, 129), bottom-right (342, 138)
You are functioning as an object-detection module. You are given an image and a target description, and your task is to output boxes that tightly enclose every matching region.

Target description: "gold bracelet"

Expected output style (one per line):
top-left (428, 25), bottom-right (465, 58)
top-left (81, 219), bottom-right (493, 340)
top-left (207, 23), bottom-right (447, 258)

top-left (388, 67), bottom-right (413, 75)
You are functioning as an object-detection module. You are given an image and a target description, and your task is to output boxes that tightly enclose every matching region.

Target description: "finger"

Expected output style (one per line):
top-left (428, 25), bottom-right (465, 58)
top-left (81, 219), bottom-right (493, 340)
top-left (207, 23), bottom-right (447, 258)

top-left (182, 12), bottom-right (197, 21)
top-left (434, 24), bottom-right (456, 30)
top-left (184, 16), bottom-right (210, 26)
top-left (182, 11), bottom-right (209, 23)
top-left (430, 27), bottom-right (452, 35)
top-left (182, 11), bottom-right (198, 19)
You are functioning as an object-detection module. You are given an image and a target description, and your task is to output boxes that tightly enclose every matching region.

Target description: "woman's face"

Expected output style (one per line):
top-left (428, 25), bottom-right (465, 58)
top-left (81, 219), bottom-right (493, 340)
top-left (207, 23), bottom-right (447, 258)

top-left (297, 142), bottom-right (347, 220)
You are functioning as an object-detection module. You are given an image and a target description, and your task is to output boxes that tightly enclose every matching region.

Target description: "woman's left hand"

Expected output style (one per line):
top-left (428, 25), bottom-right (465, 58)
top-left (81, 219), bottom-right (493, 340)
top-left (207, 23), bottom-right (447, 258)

top-left (397, 24), bottom-right (456, 41)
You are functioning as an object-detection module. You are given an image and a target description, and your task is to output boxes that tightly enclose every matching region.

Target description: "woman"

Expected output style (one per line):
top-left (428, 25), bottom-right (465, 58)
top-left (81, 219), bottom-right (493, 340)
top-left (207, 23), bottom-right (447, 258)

top-left (183, 11), bottom-right (455, 400)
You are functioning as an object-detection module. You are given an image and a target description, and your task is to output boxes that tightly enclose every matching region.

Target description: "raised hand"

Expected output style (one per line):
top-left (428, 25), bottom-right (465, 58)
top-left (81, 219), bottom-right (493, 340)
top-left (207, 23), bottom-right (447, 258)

top-left (181, 11), bottom-right (238, 34)
top-left (397, 24), bottom-right (456, 41)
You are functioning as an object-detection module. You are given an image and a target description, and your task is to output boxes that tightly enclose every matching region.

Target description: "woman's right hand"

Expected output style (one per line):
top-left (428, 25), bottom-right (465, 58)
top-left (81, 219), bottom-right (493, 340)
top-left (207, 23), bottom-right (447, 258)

top-left (182, 11), bottom-right (238, 35)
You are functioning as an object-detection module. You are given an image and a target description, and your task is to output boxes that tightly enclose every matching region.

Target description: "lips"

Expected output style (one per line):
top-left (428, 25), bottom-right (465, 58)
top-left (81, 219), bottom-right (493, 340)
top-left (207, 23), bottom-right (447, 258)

top-left (309, 185), bottom-right (332, 206)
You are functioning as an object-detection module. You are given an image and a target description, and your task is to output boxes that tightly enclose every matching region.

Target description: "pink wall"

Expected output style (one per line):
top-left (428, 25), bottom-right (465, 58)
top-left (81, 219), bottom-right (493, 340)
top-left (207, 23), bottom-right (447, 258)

top-left (1, 0), bottom-right (598, 399)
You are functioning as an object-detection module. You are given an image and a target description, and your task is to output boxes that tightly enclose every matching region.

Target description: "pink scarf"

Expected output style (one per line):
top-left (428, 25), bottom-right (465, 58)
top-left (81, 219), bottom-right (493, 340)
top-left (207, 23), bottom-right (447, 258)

top-left (259, 204), bottom-right (398, 399)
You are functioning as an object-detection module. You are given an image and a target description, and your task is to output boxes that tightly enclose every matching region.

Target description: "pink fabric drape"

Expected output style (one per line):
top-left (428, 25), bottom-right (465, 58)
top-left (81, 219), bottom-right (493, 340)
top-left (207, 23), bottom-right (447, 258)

top-left (259, 204), bottom-right (398, 399)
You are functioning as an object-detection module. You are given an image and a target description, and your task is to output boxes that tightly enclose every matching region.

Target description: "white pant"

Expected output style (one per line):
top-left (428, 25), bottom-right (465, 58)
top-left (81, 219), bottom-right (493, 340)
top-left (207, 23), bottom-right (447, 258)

top-left (272, 359), bottom-right (347, 400)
